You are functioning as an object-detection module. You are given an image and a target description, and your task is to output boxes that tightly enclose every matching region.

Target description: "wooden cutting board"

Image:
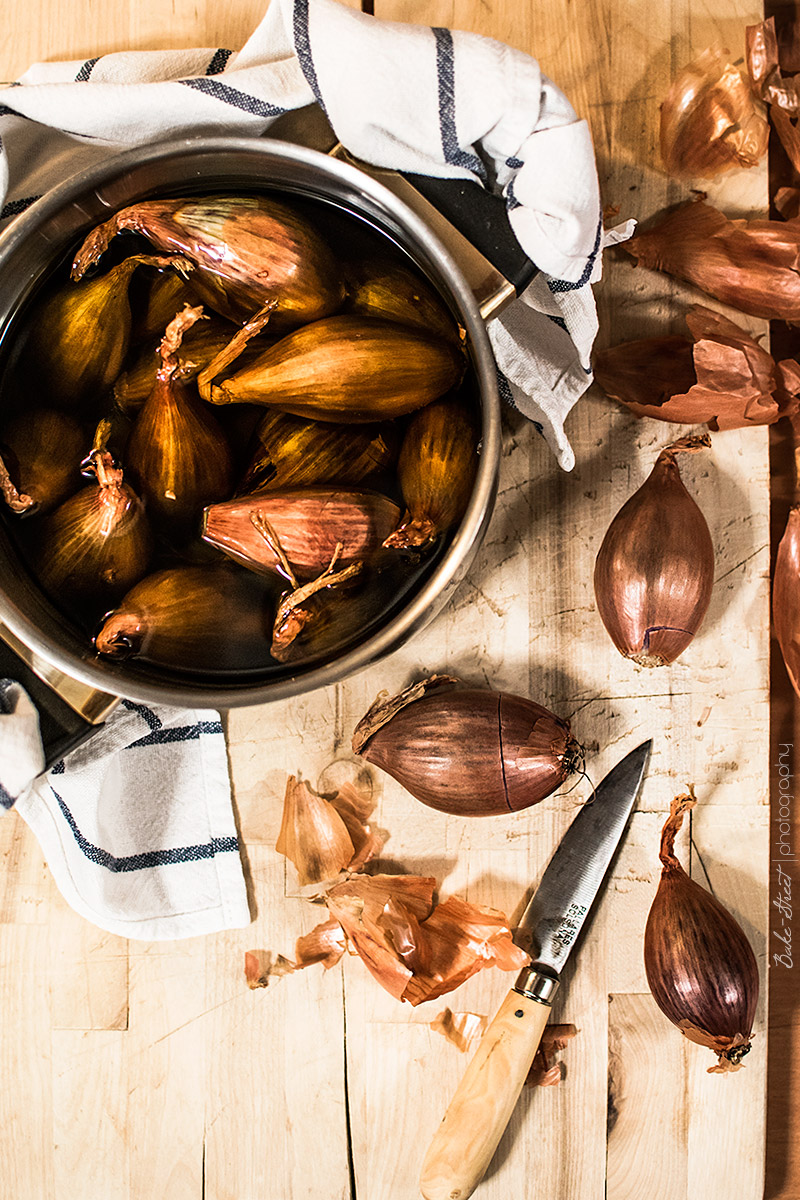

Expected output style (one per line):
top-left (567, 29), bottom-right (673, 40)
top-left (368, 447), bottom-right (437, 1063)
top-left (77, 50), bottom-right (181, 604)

top-left (0, 1), bottom-right (770, 1197)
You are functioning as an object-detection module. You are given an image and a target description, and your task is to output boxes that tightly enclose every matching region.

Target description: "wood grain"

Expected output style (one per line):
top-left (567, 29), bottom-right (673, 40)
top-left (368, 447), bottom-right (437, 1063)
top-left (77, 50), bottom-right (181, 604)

top-left (0, 1), bottom-right (776, 1198)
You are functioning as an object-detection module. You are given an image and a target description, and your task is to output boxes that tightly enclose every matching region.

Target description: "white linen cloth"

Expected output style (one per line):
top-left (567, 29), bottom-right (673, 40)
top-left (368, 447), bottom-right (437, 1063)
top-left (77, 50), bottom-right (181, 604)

top-left (0, 0), bottom-right (631, 470)
top-left (0, 681), bottom-right (250, 940)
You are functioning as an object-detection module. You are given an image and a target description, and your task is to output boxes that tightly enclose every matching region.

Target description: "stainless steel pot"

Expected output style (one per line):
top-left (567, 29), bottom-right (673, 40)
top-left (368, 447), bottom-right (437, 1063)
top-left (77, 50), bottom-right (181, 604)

top-left (0, 132), bottom-right (526, 737)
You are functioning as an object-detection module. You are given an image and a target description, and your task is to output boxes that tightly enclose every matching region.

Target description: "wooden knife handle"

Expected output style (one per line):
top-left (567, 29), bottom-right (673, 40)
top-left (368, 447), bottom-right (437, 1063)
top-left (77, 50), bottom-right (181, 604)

top-left (419, 988), bottom-right (551, 1200)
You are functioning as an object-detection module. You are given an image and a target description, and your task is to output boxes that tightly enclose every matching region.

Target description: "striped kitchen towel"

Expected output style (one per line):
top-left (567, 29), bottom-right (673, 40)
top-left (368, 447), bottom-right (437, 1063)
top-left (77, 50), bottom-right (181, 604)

top-left (0, 0), bottom-right (631, 470)
top-left (0, 680), bottom-right (250, 940)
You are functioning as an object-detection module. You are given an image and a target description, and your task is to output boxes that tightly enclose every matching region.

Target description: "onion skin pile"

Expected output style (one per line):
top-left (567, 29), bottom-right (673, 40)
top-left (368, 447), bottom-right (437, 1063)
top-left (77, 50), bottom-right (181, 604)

top-left (593, 305), bottom-right (800, 430)
top-left (644, 791), bottom-right (759, 1073)
top-left (594, 435), bottom-right (714, 667)
top-left (352, 675), bottom-right (580, 817)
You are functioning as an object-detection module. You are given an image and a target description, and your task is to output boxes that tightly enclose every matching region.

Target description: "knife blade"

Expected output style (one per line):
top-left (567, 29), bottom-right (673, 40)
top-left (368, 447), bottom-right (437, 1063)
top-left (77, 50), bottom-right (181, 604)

top-left (419, 740), bottom-right (652, 1200)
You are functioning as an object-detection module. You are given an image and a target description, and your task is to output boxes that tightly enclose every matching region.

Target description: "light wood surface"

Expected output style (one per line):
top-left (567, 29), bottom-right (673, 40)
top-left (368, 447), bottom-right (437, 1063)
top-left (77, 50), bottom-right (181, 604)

top-left (0, 2), bottom-right (777, 1199)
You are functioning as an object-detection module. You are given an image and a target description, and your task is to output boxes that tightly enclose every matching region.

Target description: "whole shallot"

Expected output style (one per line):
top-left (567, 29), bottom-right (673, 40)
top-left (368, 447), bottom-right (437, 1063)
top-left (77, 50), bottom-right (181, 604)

top-left (352, 675), bottom-right (580, 817)
top-left (644, 790), bottom-right (759, 1072)
top-left (593, 435), bottom-right (714, 666)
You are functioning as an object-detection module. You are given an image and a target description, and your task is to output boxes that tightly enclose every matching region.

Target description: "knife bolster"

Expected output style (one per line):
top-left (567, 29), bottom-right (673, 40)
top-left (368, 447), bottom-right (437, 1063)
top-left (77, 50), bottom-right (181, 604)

top-left (514, 966), bottom-right (560, 1005)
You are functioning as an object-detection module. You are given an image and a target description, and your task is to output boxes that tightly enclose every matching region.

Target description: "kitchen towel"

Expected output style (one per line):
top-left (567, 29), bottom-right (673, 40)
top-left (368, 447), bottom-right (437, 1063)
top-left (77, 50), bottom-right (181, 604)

top-left (0, 0), bottom-right (631, 471)
top-left (0, 680), bottom-right (251, 940)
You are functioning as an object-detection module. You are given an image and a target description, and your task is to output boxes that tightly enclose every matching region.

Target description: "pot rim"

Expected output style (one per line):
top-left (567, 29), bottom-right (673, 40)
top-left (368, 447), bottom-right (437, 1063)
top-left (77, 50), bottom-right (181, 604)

top-left (0, 135), bottom-right (501, 708)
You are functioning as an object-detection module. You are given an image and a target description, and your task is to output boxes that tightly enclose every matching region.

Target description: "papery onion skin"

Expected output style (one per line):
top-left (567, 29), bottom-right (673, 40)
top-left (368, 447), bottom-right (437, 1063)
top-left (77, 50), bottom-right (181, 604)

top-left (72, 195), bottom-right (346, 330)
top-left (644, 792), bottom-right (759, 1072)
top-left (275, 776), bottom-right (356, 886)
top-left (773, 505), bottom-right (800, 697)
top-left (747, 18), bottom-right (800, 173)
top-left (208, 315), bottom-right (466, 423)
top-left (594, 305), bottom-right (799, 429)
top-left (660, 47), bottom-right (769, 179)
top-left (622, 201), bottom-right (800, 322)
top-left (353, 680), bottom-right (579, 817)
top-left (593, 436), bottom-right (714, 667)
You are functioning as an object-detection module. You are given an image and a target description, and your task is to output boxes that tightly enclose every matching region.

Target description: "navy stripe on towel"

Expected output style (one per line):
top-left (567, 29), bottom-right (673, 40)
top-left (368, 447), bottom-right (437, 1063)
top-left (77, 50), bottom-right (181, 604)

top-left (547, 214), bottom-right (603, 292)
top-left (178, 77), bottom-right (286, 118)
top-left (127, 720), bottom-right (223, 749)
top-left (206, 48), bottom-right (233, 76)
top-left (497, 368), bottom-right (544, 434)
top-left (75, 57), bottom-right (100, 81)
top-left (292, 0), bottom-right (326, 112)
top-left (121, 698), bottom-right (162, 732)
top-left (506, 178), bottom-right (521, 212)
top-left (432, 27), bottom-right (486, 180)
top-left (50, 786), bottom-right (238, 872)
top-left (547, 313), bottom-right (569, 333)
top-left (0, 783), bottom-right (15, 810)
top-left (0, 194), bottom-right (41, 220)
top-left (496, 368), bottom-right (518, 411)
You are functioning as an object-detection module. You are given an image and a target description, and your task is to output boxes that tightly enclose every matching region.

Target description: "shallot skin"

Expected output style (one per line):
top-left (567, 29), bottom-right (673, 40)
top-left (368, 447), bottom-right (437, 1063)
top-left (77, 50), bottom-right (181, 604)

top-left (773, 505), bottom-right (800, 698)
top-left (622, 201), bottom-right (800, 322)
top-left (593, 439), bottom-right (714, 667)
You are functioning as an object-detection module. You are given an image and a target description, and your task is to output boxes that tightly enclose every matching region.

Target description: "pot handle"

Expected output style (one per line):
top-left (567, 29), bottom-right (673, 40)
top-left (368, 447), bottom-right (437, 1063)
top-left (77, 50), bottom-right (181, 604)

top-left (330, 145), bottom-right (535, 321)
top-left (399, 170), bottom-right (537, 299)
top-left (0, 625), bottom-right (116, 770)
top-left (266, 106), bottom-right (537, 320)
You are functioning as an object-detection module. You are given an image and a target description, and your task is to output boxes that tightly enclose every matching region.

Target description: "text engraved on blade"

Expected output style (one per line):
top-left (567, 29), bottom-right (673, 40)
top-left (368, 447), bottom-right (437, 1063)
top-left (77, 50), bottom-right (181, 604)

top-left (551, 902), bottom-right (588, 952)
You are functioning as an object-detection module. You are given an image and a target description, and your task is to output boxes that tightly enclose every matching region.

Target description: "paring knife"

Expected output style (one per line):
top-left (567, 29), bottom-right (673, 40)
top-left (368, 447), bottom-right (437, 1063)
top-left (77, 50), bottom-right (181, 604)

top-left (419, 740), bottom-right (652, 1200)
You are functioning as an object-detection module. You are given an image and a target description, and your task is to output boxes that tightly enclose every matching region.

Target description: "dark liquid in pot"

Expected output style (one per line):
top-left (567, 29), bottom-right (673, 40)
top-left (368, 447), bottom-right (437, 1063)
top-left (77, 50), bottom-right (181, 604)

top-left (0, 189), bottom-right (480, 679)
